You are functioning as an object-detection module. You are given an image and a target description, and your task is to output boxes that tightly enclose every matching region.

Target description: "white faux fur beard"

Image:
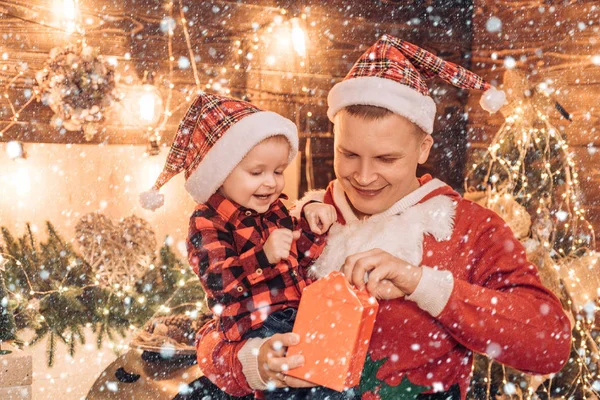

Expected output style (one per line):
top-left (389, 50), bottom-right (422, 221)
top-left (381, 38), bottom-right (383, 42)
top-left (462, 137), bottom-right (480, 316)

top-left (308, 195), bottom-right (456, 279)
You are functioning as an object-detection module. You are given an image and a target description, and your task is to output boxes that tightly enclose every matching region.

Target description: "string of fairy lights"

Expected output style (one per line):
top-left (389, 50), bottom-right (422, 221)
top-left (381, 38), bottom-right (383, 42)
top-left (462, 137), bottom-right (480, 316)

top-left (0, 0), bottom-right (318, 154)
top-left (2, 1), bottom-right (600, 396)
top-left (0, 243), bottom-right (203, 354)
top-left (0, 0), bottom-right (317, 358)
top-left (466, 91), bottom-right (600, 398)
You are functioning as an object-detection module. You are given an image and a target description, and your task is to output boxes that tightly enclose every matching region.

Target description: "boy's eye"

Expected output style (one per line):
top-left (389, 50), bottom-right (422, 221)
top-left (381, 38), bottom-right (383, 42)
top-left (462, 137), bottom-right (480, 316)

top-left (250, 171), bottom-right (262, 176)
top-left (274, 170), bottom-right (284, 175)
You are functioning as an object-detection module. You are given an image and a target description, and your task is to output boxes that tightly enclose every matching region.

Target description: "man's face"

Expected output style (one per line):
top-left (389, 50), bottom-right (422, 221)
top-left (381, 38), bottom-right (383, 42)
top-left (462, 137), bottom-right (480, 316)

top-left (333, 110), bottom-right (433, 217)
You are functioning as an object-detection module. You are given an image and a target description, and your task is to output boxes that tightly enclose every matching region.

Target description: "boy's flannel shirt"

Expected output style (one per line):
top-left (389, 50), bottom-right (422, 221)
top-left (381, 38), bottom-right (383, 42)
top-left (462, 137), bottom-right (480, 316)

top-left (187, 192), bottom-right (326, 341)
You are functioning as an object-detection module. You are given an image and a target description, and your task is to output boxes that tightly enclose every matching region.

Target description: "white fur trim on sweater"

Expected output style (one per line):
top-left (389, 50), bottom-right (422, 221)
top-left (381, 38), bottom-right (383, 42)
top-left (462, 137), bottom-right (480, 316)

top-left (372, 179), bottom-right (448, 220)
top-left (406, 266), bottom-right (454, 317)
top-left (327, 76), bottom-right (437, 134)
top-left (330, 178), bottom-right (449, 223)
top-left (309, 194), bottom-right (456, 279)
top-left (238, 337), bottom-right (269, 390)
top-left (184, 111), bottom-right (298, 204)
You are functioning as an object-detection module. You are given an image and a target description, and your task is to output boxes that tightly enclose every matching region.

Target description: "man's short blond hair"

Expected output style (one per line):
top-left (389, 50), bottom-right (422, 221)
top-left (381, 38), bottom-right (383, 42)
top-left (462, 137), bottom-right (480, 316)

top-left (342, 105), bottom-right (428, 138)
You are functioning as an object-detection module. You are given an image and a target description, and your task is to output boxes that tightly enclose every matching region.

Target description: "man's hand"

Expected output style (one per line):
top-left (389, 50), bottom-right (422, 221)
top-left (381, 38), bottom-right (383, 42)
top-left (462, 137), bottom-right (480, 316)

top-left (303, 203), bottom-right (337, 234)
top-left (263, 229), bottom-right (301, 264)
top-left (258, 333), bottom-right (316, 388)
top-left (342, 248), bottom-right (423, 300)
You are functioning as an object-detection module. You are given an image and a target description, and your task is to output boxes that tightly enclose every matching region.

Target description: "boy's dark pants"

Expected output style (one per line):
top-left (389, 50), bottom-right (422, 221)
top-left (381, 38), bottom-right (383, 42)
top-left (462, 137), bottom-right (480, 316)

top-left (244, 308), bottom-right (358, 400)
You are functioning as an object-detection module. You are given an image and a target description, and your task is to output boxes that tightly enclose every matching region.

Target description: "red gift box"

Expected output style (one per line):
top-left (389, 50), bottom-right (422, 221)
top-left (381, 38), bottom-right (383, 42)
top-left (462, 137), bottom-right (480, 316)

top-left (286, 271), bottom-right (379, 392)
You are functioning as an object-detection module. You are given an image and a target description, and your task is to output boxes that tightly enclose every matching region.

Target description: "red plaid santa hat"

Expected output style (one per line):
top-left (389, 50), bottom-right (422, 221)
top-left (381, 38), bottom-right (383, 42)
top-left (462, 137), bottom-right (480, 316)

top-left (139, 93), bottom-right (298, 211)
top-left (327, 34), bottom-right (506, 134)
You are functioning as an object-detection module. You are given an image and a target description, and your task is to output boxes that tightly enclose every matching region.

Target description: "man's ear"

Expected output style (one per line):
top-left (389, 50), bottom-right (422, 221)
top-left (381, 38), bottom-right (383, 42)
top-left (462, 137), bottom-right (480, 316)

top-left (418, 134), bottom-right (434, 165)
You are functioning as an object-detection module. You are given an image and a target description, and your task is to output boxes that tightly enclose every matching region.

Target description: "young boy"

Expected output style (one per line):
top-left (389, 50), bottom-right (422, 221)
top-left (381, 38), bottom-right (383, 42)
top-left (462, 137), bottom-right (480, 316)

top-left (140, 93), bottom-right (342, 399)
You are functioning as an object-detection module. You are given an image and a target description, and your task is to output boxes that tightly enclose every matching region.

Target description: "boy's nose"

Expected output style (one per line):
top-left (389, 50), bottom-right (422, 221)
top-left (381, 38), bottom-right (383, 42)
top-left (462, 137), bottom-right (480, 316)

top-left (264, 174), bottom-right (277, 187)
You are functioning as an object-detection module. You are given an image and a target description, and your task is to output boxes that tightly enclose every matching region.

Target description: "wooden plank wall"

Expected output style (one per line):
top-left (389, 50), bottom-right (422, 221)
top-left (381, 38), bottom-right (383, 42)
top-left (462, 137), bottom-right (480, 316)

top-left (467, 0), bottom-right (600, 249)
top-left (0, 0), bottom-right (474, 192)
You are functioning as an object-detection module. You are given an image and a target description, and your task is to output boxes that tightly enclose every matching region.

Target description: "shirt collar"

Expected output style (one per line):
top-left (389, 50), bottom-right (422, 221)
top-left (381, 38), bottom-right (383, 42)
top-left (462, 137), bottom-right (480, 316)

top-left (206, 191), bottom-right (289, 221)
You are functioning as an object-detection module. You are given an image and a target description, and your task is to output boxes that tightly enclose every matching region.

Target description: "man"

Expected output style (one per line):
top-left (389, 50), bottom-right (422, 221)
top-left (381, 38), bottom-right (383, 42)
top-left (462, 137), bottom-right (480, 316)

top-left (195, 35), bottom-right (571, 400)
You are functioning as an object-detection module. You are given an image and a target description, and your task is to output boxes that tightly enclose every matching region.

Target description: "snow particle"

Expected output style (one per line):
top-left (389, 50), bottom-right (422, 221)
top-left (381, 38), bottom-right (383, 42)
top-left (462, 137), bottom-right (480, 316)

top-left (503, 382), bottom-right (517, 395)
top-left (212, 303), bottom-right (224, 315)
top-left (555, 211), bottom-right (568, 222)
top-left (272, 340), bottom-right (283, 351)
top-left (486, 342), bottom-right (502, 358)
top-left (503, 57), bottom-right (516, 69)
top-left (160, 343), bottom-right (176, 359)
top-left (178, 56), bottom-right (190, 69)
top-left (486, 17), bottom-right (502, 33)
top-left (160, 17), bottom-right (176, 33)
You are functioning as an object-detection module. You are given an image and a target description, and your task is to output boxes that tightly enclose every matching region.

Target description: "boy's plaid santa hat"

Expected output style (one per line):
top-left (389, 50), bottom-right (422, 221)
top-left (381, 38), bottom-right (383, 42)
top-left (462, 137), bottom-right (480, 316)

top-left (139, 93), bottom-right (298, 211)
top-left (327, 34), bottom-right (506, 133)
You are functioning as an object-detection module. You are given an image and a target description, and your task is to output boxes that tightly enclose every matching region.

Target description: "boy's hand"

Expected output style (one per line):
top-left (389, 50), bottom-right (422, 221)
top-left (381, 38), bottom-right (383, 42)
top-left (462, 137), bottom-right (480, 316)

top-left (264, 229), bottom-right (301, 264)
top-left (303, 203), bottom-right (337, 234)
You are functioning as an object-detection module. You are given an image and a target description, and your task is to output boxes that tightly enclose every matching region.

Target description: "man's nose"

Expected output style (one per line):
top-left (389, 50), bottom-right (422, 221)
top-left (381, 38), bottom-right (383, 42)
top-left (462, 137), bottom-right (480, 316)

top-left (354, 161), bottom-right (377, 186)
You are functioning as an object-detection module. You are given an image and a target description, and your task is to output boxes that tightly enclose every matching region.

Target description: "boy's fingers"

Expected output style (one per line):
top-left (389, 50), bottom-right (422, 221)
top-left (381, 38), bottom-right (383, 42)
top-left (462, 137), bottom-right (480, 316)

top-left (309, 214), bottom-right (320, 232)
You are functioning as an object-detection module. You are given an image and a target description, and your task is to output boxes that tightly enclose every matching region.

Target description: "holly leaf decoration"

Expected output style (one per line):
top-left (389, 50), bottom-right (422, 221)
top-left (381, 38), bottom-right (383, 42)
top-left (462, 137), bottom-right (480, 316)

top-left (379, 376), bottom-right (431, 399)
top-left (358, 353), bottom-right (387, 394)
top-left (358, 354), bottom-right (431, 399)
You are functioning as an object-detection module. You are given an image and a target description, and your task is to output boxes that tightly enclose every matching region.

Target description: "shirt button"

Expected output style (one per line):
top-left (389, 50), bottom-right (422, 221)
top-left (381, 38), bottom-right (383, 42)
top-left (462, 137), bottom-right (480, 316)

top-left (236, 286), bottom-right (244, 292)
top-left (245, 210), bottom-right (252, 216)
top-left (256, 268), bottom-right (263, 275)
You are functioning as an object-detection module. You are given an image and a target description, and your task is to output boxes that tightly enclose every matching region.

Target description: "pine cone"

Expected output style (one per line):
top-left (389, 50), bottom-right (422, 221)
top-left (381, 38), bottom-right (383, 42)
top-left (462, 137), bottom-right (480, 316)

top-left (145, 314), bottom-right (195, 345)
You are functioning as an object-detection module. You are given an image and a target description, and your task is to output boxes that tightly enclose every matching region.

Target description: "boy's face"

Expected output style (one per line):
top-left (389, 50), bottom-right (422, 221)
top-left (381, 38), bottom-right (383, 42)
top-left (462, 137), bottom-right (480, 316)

top-left (219, 136), bottom-right (290, 213)
top-left (333, 110), bottom-right (433, 218)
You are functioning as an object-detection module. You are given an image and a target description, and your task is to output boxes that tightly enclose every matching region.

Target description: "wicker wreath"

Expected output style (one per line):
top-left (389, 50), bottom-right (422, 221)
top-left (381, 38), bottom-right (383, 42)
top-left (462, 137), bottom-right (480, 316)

top-left (75, 213), bottom-right (156, 288)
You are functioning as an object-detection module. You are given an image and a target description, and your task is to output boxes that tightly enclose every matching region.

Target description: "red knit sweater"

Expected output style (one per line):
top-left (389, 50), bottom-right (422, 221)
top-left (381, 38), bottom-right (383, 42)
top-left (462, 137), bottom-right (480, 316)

top-left (195, 177), bottom-right (572, 399)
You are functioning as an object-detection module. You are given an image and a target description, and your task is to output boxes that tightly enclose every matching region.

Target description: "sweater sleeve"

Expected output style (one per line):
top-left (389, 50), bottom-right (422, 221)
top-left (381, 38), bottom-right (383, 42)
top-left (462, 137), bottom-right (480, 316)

top-left (294, 201), bottom-right (328, 270)
top-left (435, 210), bottom-right (572, 374)
top-left (196, 319), bottom-right (255, 397)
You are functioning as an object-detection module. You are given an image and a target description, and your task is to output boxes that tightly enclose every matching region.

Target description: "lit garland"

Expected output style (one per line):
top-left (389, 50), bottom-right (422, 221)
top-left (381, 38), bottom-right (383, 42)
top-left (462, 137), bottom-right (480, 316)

top-left (465, 69), bottom-right (599, 398)
top-left (1, 1), bottom-right (322, 146)
top-left (0, 69), bottom-right (36, 138)
top-left (0, 222), bottom-right (205, 366)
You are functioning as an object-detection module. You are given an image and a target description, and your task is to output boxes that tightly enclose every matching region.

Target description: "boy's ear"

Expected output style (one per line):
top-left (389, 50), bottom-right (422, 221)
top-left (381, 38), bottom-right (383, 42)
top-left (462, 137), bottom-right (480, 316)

top-left (418, 134), bottom-right (434, 165)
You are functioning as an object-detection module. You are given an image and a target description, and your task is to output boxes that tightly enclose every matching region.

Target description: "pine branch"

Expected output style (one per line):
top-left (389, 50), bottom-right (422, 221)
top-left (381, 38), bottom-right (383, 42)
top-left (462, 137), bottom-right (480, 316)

top-left (69, 330), bottom-right (75, 357)
top-left (47, 331), bottom-right (56, 368)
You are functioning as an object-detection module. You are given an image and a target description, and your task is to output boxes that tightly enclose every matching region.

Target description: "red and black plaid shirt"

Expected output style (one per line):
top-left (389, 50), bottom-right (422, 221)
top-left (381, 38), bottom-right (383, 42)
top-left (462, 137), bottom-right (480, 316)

top-left (187, 192), bottom-right (326, 341)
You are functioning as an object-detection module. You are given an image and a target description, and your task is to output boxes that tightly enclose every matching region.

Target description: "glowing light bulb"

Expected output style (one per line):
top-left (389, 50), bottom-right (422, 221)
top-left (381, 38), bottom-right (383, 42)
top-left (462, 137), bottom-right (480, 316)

top-left (290, 18), bottom-right (307, 57)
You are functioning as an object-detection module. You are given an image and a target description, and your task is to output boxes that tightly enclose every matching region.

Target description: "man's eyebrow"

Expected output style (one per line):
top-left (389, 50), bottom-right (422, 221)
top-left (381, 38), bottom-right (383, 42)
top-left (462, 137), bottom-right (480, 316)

top-left (376, 152), bottom-right (404, 157)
